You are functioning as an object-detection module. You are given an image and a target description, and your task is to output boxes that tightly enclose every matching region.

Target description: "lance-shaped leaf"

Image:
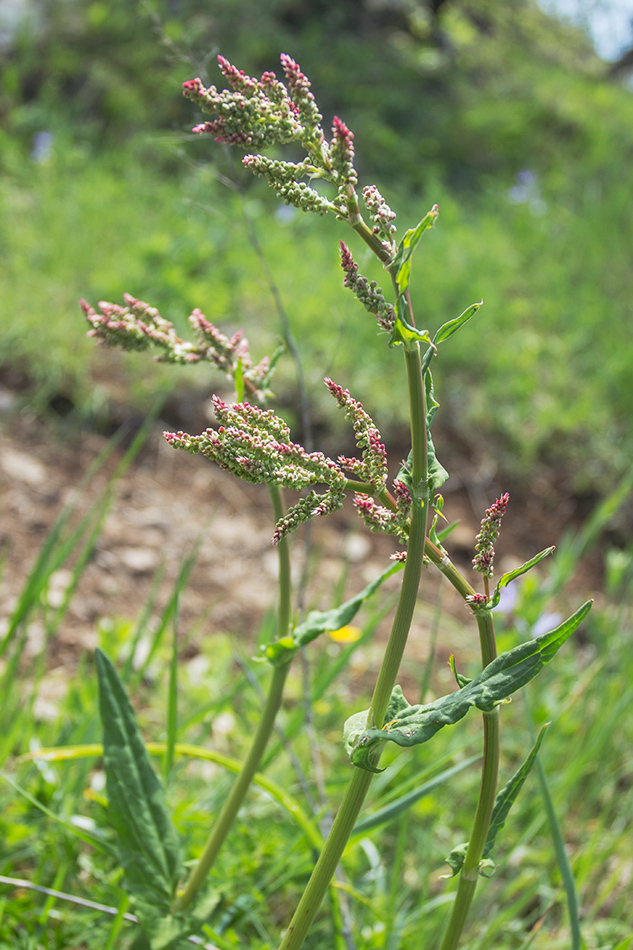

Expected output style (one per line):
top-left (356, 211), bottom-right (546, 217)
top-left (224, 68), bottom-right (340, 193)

top-left (433, 301), bottom-right (482, 345)
top-left (443, 724), bottom-right (549, 878)
top-left (349, 601), bottom-right (591, 769)
top-left (392, 204), bottom-right (439, 295)
top-left (95, 649), bottom-right (183, 928)
top-left (263, 562), bottom-right (403, 666)
top-left (490, 547), bottom-right (555, 608)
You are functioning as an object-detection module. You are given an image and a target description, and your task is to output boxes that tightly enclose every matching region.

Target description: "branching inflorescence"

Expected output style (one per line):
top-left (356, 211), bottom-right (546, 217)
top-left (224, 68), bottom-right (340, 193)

top-left (80, 294), bottom-right (272, 399)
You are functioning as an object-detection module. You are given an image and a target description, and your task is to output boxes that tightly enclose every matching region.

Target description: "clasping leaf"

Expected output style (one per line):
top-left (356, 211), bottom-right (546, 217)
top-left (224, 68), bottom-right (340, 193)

top-left (348, 601), bottom-right (591, 769)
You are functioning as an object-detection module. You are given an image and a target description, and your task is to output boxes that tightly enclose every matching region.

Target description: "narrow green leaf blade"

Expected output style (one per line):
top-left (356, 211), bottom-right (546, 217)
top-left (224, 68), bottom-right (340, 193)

top-left (483, 723), bottom-right (549, 858)
top-left (490, 546), bottom-right (555, 608)
top-left (349, 601), bottom-right (591, 768)
top-left (295, 562), bottom-right (402, 648)
top-left (433, 301), bottom-right (482, 344)
top-left (95, 649), bottom-right (183, 920)
top-left (392, 205), bottom-right (439, 294)
top-left (264, 562), bottom-right (403, 665)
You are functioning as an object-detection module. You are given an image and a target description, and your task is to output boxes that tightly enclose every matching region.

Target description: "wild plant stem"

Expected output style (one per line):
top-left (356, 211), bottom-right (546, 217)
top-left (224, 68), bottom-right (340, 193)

top-left (277, 342), bottom-right (429, 950)
top-left (174, 485), bottom-right (292, 912)
top-left (438, 610), bottom-right (500, 950)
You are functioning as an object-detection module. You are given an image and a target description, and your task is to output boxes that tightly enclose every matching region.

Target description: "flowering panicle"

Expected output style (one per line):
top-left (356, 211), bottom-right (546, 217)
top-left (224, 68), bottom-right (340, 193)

top-left (352, 476), bottom-right (411, 544)
top-left (164, 398), bottom-right (348, 543)
top-left (279, 53), bottom-right (323, 140)
top-left (272, 489), bottom-right (345, 545)
top-left (362, 185), bottom-right (397, 248)
top-left (80, 295), bottom-right (271, 398)
top-left (183, 55), bottom-right (325, 160)
top-left (243, 155), bottom-right (338, 216)
top-left (330, 116), bottom-right (357, 188)
top-left (184, 55), bottom-right (370, 225)
top-left (339, 242), bottom-right (396, 332)
top-left (473, 492), bottom-right (510, 577)
top-left (324, 378), bottom-right (388, 490)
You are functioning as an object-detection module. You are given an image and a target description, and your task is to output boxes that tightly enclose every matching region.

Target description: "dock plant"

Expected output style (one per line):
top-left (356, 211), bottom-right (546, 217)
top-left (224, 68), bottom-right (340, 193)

top-left (77, 53), bottom-right (592, 950)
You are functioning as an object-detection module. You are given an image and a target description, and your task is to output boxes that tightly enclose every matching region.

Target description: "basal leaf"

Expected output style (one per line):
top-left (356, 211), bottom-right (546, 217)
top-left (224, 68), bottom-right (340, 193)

top-left (433, 301), bottom-right (482, 345)
top-left (96, 649), bottom-right (183, 924)
top-left (490, 547), bottom-right (555, 608)
top-left (349, 601), bottom-right (591, 769)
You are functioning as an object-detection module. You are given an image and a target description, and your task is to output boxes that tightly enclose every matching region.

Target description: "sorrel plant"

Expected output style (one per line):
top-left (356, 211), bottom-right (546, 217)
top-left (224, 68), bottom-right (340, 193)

top-left (77, 54), bottom-right (591, 949)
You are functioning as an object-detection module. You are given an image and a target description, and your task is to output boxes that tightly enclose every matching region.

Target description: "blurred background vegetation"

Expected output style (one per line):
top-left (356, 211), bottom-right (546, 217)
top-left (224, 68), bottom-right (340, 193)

top-left (1, 0), bottom-right (632, 497)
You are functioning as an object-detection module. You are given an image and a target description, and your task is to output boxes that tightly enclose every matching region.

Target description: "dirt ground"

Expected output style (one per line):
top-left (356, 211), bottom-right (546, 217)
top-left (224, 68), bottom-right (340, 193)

top-left (0, 375), bottom-right (604, 712)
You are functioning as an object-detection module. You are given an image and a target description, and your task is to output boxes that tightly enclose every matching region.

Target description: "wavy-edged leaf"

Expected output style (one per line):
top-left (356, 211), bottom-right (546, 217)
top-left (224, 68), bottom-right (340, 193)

top-left (389, 294), bottom-right (433, 350)
top-left (96, 649), bottom-right (183, 924)
top-left (349, 601), bottom-right (591, 769)
top-left (433, 301), bottom-right (482, 344)
top-left (263, 562), bottom-right (403, 666)
top-left (490, 547), bottom-right (555, 608)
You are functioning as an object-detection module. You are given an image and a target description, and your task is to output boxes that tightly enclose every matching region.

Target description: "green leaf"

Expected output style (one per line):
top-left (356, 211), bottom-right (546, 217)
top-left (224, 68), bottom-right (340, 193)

top-left (490, 547), bottom-right (555, 608)
top-left (95, 649), bottom-right (183, 927)
top-left (425, 371), bottom-right (448, 492)
top-left (343, 686), bottom-right (410, 772)
top-left (433, 301), bottom-right (482, 345)
top-left (449, 655), bottom-right (472, 689)
top-left (389, 293), bottom-right (433, 350)
top-left (443, 724), bottom-right (549, 878)
top-left (392, 205), bottom-right (439, 295)
top-left (263, 562), bottom-right (403, 667)
top-left (349, 601), bottom-right (591, 769)
top-left (483, 723), bottom-right (549, 859)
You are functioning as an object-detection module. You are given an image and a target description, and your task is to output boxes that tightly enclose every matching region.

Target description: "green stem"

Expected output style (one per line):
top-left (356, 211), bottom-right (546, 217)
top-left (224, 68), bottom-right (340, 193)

top-left (174, 485), bottom-right (292, 912)
top-left (270, 485), bottom-right (292, 640)
top-left (438, 610), bottom-right (500, 950)
top-left (174, 663), bottom-right (290, 911)
top-left (277, 344), bottom-right (429, 950)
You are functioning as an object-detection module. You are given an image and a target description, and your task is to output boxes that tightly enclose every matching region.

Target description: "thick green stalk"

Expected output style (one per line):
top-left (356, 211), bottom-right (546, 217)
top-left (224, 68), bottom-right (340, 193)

top-left (277, 344), bottom-right (429, 950)
top-left (174, 485), bottom-right (292, 912)
top-left (438, 609), bottom-right (500, 950)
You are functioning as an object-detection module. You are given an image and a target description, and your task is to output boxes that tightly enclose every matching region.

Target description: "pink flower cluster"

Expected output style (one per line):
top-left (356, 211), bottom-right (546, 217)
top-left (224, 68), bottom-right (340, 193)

top-left (339, 243), bottom-right (396, 332)
top-left (324, 377), bottom-right (388, 490)
top-left (164, 398), bottom-right (348, 544)
top-left (472, 493), bottom-right (510, 577)
top-left (80, 295), bottom-right (271, 397)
